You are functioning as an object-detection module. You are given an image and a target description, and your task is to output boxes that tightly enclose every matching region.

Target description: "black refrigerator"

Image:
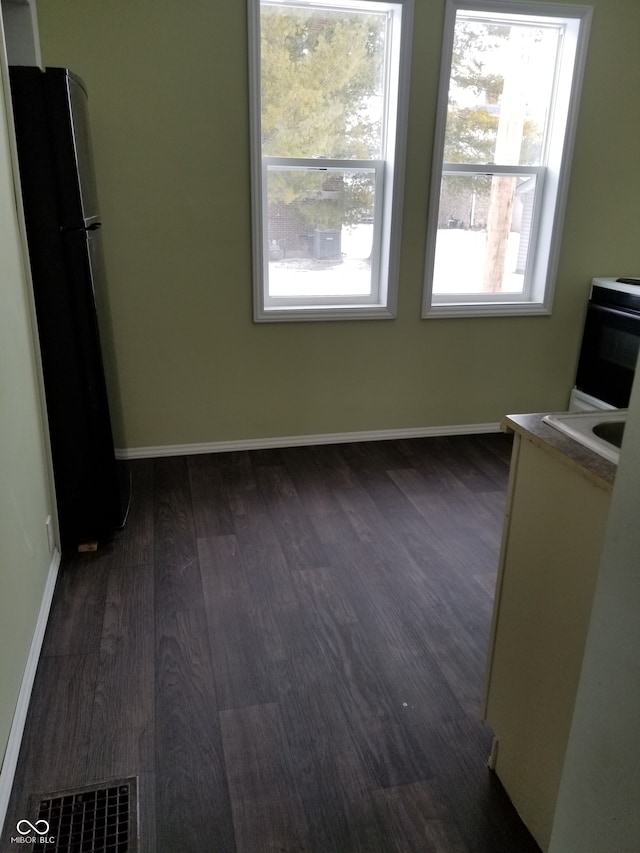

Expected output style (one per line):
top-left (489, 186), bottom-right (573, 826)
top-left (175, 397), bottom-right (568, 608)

top-left (9, 66), bottom-right (130, 553)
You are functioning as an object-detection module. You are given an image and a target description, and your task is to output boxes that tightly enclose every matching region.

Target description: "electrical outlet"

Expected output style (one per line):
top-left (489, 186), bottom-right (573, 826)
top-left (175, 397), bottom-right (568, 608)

top-left (45, 515), bottom-right (55, 554)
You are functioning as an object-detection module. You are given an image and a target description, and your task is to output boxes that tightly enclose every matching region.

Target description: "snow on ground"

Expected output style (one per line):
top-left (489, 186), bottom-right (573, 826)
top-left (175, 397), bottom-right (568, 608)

top-left (268, 224), bottom-right (372, 297)
top-left (433, 229), bottom-right (524, 294)
top-left (267, 226), bottom-right (525, 297)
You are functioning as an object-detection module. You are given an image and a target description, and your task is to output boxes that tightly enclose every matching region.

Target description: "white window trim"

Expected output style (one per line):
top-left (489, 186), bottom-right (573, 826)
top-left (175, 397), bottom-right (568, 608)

top-left (248, 0), bottom-right (414, 323)
top-left (262, 158), bottom-right (385, 308)
top-left (422, 0), bottom-right (593, 319)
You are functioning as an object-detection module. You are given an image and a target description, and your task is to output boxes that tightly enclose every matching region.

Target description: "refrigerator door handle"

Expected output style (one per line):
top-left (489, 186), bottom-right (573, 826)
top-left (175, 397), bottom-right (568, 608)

top-left (60, 221), bottom-right (102, 233)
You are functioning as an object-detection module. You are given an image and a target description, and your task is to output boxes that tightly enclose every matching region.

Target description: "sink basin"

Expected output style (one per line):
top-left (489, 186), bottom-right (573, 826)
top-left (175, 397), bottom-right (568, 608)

top-left (542, 409), bottom-right (628, 464)
top-left (592, 420), bottom-right (625, 448)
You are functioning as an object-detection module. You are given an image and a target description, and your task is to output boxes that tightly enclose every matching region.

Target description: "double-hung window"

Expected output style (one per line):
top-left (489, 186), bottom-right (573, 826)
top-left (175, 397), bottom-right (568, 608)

top-left (248, 0), bottom-right (413, 321)
top-left (422, 0), bottom-right (592, 317)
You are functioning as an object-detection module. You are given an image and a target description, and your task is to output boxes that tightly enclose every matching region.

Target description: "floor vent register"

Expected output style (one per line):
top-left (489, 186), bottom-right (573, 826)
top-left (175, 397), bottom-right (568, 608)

top-left (25, 777), bottom-right (138, 852)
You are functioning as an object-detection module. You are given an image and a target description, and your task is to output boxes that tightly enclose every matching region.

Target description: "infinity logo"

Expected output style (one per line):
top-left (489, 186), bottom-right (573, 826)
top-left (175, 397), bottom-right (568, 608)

top-left (16, 819), bottom-right (50, 836)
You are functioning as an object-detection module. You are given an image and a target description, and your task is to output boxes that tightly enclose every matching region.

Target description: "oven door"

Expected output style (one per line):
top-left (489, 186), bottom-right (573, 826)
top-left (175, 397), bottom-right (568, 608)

top-left (576, 303), bottom-right (640, 408)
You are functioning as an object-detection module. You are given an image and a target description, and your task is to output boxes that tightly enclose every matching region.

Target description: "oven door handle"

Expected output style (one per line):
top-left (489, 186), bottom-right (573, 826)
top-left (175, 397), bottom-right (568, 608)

top-left (589, 303), bottom-right (640, 321)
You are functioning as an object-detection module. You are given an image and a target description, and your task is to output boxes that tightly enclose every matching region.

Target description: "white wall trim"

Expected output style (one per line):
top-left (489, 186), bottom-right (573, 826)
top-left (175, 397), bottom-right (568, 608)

top-left (116, 422), bottom-right (502, 460)
top-left (0, 548), bottom-right (60, 838)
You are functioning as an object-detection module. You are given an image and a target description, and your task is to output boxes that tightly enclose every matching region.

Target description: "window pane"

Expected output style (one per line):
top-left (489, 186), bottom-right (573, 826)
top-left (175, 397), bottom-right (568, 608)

top-left (445, 15), bottom-right (561, 166)
top-left (261, 4), bottom-right (388, 159)
top-left (433, 173), bottom-right (537, 294)
top-left (266, 166), bottom-right (376, 298)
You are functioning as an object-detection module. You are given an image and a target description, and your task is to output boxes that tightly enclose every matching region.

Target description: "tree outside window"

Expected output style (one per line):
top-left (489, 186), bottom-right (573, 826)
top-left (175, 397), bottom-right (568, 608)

top-left (249, 0), bottom-right (412, 320)
top-left (423, 1), bottom-right (592, 318)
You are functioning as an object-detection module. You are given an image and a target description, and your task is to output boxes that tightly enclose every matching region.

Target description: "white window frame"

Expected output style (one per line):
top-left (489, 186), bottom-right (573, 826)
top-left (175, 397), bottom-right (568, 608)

top-left (422, 0), bottom-right (593, 319)
top-left (248, 0), bottom-right (413, 322)
top-left (262, 159), bottom-right (385, 308)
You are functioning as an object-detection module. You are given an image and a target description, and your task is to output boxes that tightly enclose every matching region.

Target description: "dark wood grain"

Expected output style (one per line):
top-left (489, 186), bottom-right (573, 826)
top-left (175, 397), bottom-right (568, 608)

top-left (253, 463), bottom-right (329, 571)
top-left (277, 581), bottom-right (442, 789)
top-left (153, 456), bottom-right (201, 614)
top-left (87, 561), bottom-right (155, 781)
top-left (415, 435), bottom-right (506, 494)
top-left (218, 451), bottom-right (267, 519)
top-left (187, 452), bottom-right (236, 537)
top-left (307, 442), bottom-right (359, 490)
top-left (40, 551), bottom-right (110, 657)
top-left (386, 466), bottom-right (502, 572)
top-left (16, 653), bottom-right (98, 794)
top-left (200, 533), bottom-right (291, 711)
top-left (234, 510), bottom-right (299, 609)
top-left (274, 691), bottom-right (395, 853)
top-left (438, 769), bottom-right (541, 853)
top-left (2, 433), bottom-right (541, 853)
top-left (280, 445), bottom-right (345, 516)
top-left (155, 607), bottom-right (234, 853)
top-left (291, 565), bottom-right (358, 627)
top-left (205, 601), bottom-right (288, 711)
top-left (371, 780), bottom-right (469, 853)
top-left (220, 703), bottom-right (309, 853)
top-left (137, 771), bottom-right (158, 853)
top-left (445, 434), bottom-right (511, 487)
top-left (115, 458), bottom-right (155, 566)
top-left (197, 533), bottom-right (249, 602)
top-left (476, 431), bottom-right (514, 465)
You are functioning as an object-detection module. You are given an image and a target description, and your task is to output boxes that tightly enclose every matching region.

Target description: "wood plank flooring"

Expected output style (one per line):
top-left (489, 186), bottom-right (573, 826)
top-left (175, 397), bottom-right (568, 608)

top-left (2, 434), bottom-right (541, 852)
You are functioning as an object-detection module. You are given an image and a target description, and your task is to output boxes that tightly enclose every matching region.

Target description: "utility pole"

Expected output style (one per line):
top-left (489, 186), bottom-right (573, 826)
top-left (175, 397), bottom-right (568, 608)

top-left (483, 26), bottom-right (535, 292)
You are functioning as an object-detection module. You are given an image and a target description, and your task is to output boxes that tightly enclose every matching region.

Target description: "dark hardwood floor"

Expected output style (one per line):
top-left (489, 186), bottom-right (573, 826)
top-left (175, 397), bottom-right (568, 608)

top-left (2, 434), bottom-right (541, 852)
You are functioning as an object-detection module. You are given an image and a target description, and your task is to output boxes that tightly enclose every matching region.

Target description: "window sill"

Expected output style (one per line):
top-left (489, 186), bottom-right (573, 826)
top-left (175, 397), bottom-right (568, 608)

top-left (254, 304), bottom-right (397, 322)
top-left (422, 301), bottom-right (552, 319)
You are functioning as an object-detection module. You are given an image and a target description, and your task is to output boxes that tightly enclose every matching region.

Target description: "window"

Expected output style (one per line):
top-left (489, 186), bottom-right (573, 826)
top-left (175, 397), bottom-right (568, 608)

top-left (248, 0), bottom-right (413, 321)
top-left (422, 0), bottom-right (592, 317)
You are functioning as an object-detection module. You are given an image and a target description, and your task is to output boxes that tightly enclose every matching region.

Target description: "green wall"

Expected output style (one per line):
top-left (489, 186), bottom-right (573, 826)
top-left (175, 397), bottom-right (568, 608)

top-left (0, 53), bottom-right (55, 765)
top-left (36, 0), bottom-right (640, 450)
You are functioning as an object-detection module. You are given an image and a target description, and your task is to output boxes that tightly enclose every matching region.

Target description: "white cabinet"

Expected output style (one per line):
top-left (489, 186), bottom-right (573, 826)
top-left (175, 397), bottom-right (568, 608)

top-left (483, 426), bottom-right (612, 851)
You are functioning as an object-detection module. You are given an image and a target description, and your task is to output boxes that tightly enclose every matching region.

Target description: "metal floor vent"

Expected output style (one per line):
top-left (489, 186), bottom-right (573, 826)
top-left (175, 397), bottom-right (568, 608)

top-left (28, 777), bottom-right (138, 852)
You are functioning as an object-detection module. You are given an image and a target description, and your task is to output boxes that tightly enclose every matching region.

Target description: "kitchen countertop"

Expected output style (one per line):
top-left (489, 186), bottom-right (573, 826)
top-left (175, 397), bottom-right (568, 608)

top-left (502, 413), bottom-right (616, 493)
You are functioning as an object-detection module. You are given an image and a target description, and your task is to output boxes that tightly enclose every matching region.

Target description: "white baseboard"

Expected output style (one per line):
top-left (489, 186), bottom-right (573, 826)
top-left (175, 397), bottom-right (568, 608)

top-left (0, 549), bottom-right (60, 838)
top-left (115, 422), bottom-right (502, 460)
